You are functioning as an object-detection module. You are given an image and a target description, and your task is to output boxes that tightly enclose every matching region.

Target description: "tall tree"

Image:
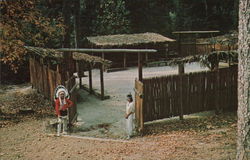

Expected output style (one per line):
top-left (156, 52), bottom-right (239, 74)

top-left (0, 0), bottom-right (64, 72)
top-left (237, 0), bottom-right (250, 159)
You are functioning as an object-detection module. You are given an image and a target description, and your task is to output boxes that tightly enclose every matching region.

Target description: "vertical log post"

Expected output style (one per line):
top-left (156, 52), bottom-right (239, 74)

top-left (138, 53), bottom-right (143, 81)
top-left (145, 53), bottom-right (148, 63)
top-left (100, 52), bottom-right (105, 100)
top-left (178, 34), bottom-right (185, 74)
top-left (88, 66), bottom-right (93, 94)
top-left (177, 33), bottom-right (184, 120)
top-left (194, 33), bottom-right (197, 55)
top-left (179, 74), bottom-right (184, 120)
top-left (123, 53), bottom-right (127, 68)
top-left (76, 62), bottom-right (82, 88)
top-left (100, 65), bottom-right (104, 100)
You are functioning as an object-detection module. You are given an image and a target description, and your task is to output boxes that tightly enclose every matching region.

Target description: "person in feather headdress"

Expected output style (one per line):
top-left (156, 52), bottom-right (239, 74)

top-left (55, 88), bottom-right (73, 136)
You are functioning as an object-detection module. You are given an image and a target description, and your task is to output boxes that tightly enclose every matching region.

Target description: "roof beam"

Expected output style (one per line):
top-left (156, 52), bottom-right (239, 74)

top-left (173, 31), bottom-right (220, 34)
top-left (57, 48), bottom-right (157, 53)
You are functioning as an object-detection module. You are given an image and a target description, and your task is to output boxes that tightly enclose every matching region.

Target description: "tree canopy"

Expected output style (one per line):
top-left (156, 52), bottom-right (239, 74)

top-left (0, 0), bottom-right (239, 76)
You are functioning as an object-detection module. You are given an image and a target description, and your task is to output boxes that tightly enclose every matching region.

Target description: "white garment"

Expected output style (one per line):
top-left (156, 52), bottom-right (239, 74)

top-left (126, 102), bottom-right (135, 136)
top-left (59, 97), bottom-right (66, 110)
top-left (57, 116), bottom-right (68, 136)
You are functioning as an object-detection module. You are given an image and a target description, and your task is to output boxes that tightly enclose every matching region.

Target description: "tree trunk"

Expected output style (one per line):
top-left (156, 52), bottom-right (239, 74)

top-left (62, 0), bottom-right (74, 81)
top-left (236, 0), bottom-right (250, 159)
top-left (73, 0), bottom-right (81, 48)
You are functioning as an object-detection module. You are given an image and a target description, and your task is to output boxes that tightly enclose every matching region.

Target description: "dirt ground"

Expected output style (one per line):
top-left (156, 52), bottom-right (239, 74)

top-left (0, 64), bottom-right (238, 160)
top-left (0, 111), bottom-right (237, 160)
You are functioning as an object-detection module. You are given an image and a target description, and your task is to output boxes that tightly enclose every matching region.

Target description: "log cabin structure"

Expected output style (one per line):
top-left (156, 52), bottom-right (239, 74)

top-left (86, 32), bottom-right (175, 68)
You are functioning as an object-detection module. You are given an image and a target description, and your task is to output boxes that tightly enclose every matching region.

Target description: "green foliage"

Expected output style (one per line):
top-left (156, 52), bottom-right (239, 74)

top-left (92, 0), bottom-right (131, 35)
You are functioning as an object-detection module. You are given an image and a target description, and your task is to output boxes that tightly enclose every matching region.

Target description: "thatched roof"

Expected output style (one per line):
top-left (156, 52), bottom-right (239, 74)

top-left (25, 46), bottom-right (63, 60)
top-left (73, 52), bottom-right (111, 67)
top-left (166, 50), bottom-right (238, 69)
top-left (87, 32), bottom-right (175, 47)
top-left (25, 46), bottom-right (112, 67)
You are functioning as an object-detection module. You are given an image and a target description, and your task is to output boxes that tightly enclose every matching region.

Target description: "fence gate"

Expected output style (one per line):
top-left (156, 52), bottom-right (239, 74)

top-left (65, 75), bottom-right (78, 124)
top-left (134, 79), bottom-right (144, 132)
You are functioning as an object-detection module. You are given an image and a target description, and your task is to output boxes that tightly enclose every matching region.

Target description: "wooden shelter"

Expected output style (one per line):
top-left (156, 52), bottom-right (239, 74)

top-left (25, 46), bottom-right (112, 102)
top-left (86, 32), bottom-right (175, 68)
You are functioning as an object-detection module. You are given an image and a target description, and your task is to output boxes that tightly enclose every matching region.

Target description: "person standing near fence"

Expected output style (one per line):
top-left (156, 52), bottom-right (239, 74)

top-left (125, 93), bottom-right (135, 139)
top-left (55, 88), bottom-right (73, 136)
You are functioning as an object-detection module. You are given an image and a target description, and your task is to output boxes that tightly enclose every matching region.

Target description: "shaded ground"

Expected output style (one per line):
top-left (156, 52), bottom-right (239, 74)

top-left (74, 63), bottom-right (208, 138)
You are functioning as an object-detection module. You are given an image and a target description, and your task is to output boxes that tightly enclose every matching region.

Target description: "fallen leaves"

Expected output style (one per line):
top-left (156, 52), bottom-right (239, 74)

top-left (0, 86), bottom-right (54, 128)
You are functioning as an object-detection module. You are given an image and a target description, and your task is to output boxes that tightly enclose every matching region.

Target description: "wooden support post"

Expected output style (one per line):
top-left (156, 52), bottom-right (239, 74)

top-left (215, 65), bottom-right (220, 114)
top-left (179, 74), bottom-right (184, 120)
top-left (88, 67), bottom-right (92, 94)
top-left (79, 76), bottom-right (82, 89)
top-left (178, 64), bottom-right (185, 74)
top-left (194, 33), bottom-right (197, 55)
top-left (177, 33), bottom-right (184, 120)
top-left (138, 53), bottom-right (143, 81)
top-left (100, 65), bottom-right (104, 100)
top-left (145, 53), bottom-right (148, 63)
top-left (76, 62), bottom-right (82, 88)
top-left (123, 53), bottom-right (127, 68)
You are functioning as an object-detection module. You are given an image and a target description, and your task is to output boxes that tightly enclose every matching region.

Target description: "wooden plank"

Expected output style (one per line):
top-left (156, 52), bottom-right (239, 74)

top-left (48, 68), bottom-right (55, 101)
top-left (179, 74), bottom-right (183, 120)
top-left (182, 75), bottom-right (187, 114)
top-left (134, 79), bottom-right (144, 132)
top-left (43, 65), bottom-right (49, 98)
top-left (29, 58), bottom-right (34, 86)
top-left (140, 80), bottom-right (144, 132)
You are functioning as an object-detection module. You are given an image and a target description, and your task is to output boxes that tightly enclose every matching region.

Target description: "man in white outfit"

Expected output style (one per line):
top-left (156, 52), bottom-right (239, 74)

top-left (125, 94), bottom-right (135, 139)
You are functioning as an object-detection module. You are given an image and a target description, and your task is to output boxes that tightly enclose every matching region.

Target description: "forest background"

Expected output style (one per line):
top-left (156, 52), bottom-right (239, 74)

top-left (0, 0), bottom-right (239, 83)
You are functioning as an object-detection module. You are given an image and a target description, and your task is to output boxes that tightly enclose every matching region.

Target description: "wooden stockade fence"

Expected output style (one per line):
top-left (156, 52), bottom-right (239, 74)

top-left (135, 65), bottom-right (237, 129)
top-left (29, 57), bottom-right (77, 124)
top-left (29, 58), bottom-right (62, 101)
